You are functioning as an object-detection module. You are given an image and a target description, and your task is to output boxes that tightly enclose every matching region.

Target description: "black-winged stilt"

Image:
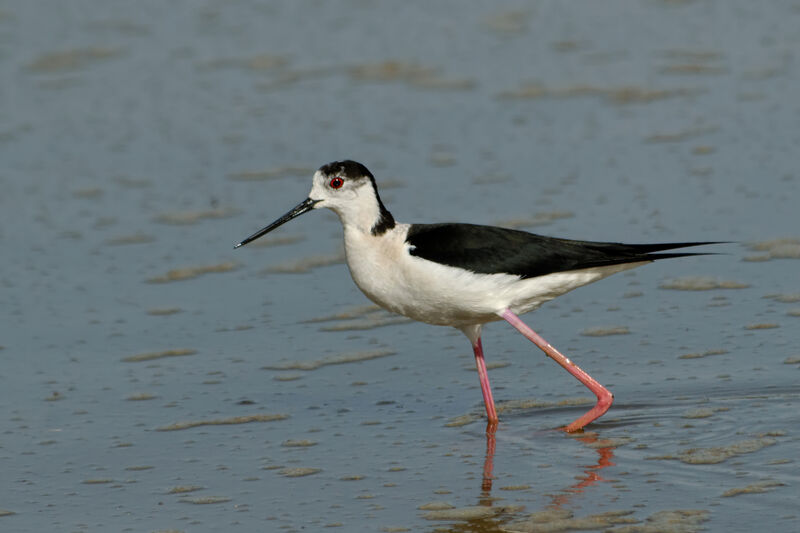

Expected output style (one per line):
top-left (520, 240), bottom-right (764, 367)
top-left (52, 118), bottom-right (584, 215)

top-left (236, 160), bottom-right (717, 432)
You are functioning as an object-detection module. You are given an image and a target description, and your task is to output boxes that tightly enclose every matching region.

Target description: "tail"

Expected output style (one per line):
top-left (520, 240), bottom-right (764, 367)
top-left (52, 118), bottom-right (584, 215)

top-left (560, 240), bottom-right (727, 273)
top-left (623, 241), bottom-right (727, 261)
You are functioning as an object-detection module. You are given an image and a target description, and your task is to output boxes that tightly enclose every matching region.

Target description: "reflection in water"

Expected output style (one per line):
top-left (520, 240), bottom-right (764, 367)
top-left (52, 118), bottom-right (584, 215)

top-left (545, 432), bottom-right (616, 509)
top-left (481, 420), bottom-right (498, 495)
top-left (430, 423), bottom-right (617, 532)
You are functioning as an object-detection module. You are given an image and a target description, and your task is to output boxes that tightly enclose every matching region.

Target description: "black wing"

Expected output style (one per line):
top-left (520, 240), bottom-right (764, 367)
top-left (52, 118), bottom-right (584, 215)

top-left (406, 223), bottom-right (718, 279)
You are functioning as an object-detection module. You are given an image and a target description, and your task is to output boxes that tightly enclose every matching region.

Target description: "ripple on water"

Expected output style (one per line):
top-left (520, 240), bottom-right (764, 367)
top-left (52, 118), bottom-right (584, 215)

top-left (146, 261), bottom-right (237, 283)
top-left (121, 348), bottom-right (197, 362)
top-left (27, 46), bottom-right (122, 72)
top-left (648, 436), bottom-right (778, 464)
top-left (743, 238), bottom-right (800, 261)
top-left (506, 508), bottom-right (711, 533)
top-left (153, 207), bottom-right (240, 225)
top-left (721, 480), bottom-right (785, 498)
top-left (155, 413), bottom-right (289, 431)
top-left (659, 276), bottom-right (749, 290)
top-left (278, 467), bottom-right (322, 478)
top-left (261, 349), bottom-right (396, 371)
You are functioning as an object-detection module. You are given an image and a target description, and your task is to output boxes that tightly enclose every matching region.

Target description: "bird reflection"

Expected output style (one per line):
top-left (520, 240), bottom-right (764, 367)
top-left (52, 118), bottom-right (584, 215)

top-left (428, 422), bottom-right (617, 533)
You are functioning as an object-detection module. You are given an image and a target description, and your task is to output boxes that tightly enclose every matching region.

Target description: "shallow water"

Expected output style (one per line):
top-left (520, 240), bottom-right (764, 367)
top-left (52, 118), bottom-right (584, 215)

top-left (1, 1), bottom-right (799, 531)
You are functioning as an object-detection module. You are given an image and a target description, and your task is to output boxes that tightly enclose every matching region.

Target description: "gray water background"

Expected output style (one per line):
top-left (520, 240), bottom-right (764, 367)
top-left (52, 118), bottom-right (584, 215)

top-left (1, 1), bottom-right (799, 531)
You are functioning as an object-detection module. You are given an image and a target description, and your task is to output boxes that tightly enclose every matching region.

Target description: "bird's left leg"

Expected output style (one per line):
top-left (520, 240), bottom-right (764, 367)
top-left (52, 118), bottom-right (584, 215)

top-left (498, 309), bottom-right (613, 432)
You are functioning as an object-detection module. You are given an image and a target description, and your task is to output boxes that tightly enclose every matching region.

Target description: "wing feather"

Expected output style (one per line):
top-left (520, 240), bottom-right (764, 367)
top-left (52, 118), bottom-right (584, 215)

top-left (406, 223), bottom-right (718, 279)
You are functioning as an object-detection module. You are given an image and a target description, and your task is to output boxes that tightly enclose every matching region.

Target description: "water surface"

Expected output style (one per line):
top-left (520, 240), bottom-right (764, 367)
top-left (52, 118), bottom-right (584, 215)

top-left (1, 1), bottom-right (798, 531)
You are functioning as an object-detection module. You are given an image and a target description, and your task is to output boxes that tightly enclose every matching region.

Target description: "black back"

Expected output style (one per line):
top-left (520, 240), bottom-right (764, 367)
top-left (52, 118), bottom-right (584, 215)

top-left (406, 223), bottom-right (716, 278)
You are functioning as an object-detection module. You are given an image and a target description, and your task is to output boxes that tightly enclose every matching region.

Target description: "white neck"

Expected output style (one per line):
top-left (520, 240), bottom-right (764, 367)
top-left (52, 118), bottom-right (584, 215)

top-left (330, 193), bottom-right (383, 234)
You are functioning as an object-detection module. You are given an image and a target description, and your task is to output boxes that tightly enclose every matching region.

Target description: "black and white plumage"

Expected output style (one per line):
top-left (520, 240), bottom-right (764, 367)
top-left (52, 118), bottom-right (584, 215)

top-left (236, 160), bottom-right (718, 432)
top-left (406, 223), bottom-right (712, 280)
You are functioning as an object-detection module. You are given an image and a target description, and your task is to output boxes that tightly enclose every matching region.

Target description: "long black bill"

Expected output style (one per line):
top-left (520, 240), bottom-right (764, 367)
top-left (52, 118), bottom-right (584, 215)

top-left (234, 198), bottom-right (320, 249)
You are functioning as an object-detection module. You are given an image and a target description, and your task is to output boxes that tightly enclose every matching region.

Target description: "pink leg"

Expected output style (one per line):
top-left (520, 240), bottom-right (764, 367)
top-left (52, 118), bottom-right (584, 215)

top-left (500, 309), bottom-right (614, 432)
top-left (471, 337), bottom-right (499, 426)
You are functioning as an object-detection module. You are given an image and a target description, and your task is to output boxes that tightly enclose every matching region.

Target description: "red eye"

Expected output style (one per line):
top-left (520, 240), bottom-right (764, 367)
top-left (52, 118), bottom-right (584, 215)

top-left (329, 177), bottom-right (344, 189)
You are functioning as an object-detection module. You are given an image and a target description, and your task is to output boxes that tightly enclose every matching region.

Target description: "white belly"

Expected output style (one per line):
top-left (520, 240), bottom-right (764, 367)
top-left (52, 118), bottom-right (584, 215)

top-left (342, 224), bottom-right (647, 328)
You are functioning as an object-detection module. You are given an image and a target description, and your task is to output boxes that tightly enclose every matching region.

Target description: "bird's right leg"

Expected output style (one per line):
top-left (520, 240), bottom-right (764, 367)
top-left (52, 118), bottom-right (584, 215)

top-left (498, 309), bottom-right (614, 432)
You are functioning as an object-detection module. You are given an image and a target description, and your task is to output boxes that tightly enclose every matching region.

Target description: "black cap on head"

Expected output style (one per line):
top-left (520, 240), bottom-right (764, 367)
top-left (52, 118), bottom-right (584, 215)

top-left (318, 160), bottom-right (374, 180)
